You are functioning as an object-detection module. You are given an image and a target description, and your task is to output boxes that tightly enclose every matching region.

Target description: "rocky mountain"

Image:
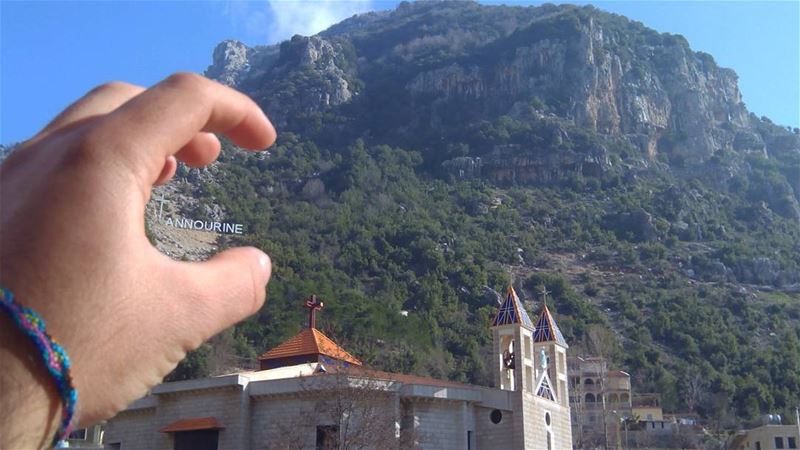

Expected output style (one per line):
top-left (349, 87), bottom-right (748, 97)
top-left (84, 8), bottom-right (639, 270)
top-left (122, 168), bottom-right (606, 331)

top-left (157, 1), bottom-right (799, 427)
top-left (207, 2), bottom-right (797, 175)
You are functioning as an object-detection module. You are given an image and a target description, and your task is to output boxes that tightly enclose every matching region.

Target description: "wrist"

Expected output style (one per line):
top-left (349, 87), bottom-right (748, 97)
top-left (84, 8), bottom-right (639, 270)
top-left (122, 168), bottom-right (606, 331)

top-left (0, 309), bottom-right (64, 449)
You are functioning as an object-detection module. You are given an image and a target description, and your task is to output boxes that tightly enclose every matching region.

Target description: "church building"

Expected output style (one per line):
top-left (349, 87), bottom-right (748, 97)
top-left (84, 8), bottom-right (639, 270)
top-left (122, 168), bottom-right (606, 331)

top-left (103, 288), bottom-right (573, 449)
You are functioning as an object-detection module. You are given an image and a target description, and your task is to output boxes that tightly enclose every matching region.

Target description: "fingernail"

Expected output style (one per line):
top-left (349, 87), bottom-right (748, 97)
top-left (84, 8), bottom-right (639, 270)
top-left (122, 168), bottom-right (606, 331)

top-left (258, 253), bottom-right (271, 276)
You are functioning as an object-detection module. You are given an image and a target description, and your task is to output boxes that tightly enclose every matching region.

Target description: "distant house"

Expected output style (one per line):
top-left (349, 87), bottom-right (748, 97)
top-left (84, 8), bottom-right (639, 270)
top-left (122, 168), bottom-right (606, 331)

top-left (729, 416), bottom-right (800, 450)
top-left (568, 356), bottom-right (633, 448)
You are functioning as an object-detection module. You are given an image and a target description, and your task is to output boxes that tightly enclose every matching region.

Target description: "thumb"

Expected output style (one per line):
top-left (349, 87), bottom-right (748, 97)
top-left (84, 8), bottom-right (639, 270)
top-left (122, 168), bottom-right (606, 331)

top-left (178, 247), bottom-right (271, 340)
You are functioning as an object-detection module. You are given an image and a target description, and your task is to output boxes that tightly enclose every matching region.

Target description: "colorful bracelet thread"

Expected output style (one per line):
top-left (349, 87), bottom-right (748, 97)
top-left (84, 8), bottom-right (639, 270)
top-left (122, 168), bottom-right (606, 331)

top-left (0, 286), bottom-right (78, 446)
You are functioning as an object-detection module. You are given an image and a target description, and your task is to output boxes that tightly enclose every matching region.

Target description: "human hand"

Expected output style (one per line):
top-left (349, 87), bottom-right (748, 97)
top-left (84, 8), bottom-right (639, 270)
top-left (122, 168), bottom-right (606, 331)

top-left (0, 73), bottom-right (275, 448)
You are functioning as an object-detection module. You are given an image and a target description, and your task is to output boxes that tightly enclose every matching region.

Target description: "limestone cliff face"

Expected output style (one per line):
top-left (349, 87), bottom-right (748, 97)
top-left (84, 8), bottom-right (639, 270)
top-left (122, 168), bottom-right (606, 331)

top-left (204, 2), bottom-right (797, 207)
top-left (205, 36), bottom-right (355, 127)
top-left (205, 40), bottom-right (250, 87)
top-left (270, 35), bottom-right (354, 107)
top-left (443, 148), bottom-right (610, 185)
top-left (407, 13), bottom-right (748, 163)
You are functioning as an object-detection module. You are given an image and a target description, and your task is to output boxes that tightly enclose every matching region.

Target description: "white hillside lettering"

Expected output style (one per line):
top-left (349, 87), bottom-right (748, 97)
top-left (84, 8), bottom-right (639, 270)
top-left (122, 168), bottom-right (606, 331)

top-left (159, 193), bottom-right (244, 235)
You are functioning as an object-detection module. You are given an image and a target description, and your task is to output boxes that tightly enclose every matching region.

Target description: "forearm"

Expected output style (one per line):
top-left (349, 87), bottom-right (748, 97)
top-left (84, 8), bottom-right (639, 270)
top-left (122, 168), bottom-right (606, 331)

top-left (0, 313), bottom-right (62, 449)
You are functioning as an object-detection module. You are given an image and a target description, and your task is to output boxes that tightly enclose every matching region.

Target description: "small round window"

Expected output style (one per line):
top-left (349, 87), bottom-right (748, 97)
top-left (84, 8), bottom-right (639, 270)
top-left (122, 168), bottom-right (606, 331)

top-left (490, 409), bottom-right (503, 424)
top-left (545, 412), bottom-right (551, 426)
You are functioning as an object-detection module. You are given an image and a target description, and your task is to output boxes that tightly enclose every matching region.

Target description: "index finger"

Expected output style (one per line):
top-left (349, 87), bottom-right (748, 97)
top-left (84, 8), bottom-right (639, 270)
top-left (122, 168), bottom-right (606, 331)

top-left (99, 72), bottom-right (276, 183)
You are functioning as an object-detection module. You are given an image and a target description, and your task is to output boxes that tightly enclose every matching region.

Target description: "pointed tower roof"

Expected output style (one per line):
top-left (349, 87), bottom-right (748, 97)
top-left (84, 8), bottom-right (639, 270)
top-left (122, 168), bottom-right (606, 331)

top-left (532, 304), bottom-right (568, 348)
top-left (491, 286), bottom-right (534, 329)
top-left (258, 327), bottom-right (362, 366)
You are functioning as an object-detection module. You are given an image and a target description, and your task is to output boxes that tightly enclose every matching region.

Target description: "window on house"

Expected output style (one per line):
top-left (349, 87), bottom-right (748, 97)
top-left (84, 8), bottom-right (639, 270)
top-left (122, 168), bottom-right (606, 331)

top-left (546, 431), bottom-right (552, 450)
top-left (316, 425), bottom-right (339, 450)
top-left (108, 444), bottom-right (121, 450)
top-left (467, 430), bottom-right (473, 450)
top-left (174, 430), bottom-right (219, 450)
top-left (756, 441), bottom-right (761, 450)
top-left (776, 437), bottom-right (785, 449)
top-left (787, 437), bottom-right (797, 449)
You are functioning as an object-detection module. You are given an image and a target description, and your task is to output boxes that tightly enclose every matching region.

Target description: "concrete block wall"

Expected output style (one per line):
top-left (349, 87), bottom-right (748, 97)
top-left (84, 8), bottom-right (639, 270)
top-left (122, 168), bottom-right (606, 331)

top-left (474, 406), bottom-right (515, 450)
top-left (154, 388), bottom-right (248, 450)
top-left (251, 396), bottom-right (319, 450)
top-left (521, 395), bottom-right (572, 450)
top-left (252, 395), bottom-right (401, 450)
top-left (410, 400), bottom-right (468, 449)
top-left (103, 409), bottom-right (156, 450)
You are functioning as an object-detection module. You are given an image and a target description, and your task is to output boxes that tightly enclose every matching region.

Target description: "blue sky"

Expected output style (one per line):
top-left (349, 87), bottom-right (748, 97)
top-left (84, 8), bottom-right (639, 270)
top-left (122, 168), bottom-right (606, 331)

top-left (1, 1), bottom-right (798, 145)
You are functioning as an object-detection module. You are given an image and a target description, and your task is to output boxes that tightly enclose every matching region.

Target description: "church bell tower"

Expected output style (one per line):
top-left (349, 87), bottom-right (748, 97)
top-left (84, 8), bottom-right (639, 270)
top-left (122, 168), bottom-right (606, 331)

top-left (489, 285), bottom-right (573, 449)
top-left (490, 286), bottom-right (536, 394)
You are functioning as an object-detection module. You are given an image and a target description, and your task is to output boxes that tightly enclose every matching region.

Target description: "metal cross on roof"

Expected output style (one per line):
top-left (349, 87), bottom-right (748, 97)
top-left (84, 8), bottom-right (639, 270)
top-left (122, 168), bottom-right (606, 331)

top-left (539, 285), bottom-right (551, 306)
top-left (303, 295), bottom-right (324, 329)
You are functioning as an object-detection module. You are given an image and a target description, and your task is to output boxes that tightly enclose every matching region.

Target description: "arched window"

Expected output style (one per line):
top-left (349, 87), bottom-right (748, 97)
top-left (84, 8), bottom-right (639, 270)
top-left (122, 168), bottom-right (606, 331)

top-left (499, 336), bottom-right (516, 391)
top-left (609, 394), bottom-right (619, 403)
top-left (585, 393), bottom-right (596, 403)
top-left (620, 393), bottom-right (630, 403)
top-left (501, 337), bottom-right (516, 369)
top-left (584, 378), bottom-right (594, 385)
top-left (546, 431), bottom-right (552, 450)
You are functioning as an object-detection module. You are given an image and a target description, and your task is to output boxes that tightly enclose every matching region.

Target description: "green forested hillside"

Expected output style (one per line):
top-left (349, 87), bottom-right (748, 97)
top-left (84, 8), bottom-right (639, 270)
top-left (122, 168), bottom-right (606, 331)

top-left (164, 1), bottom-right (800, 427)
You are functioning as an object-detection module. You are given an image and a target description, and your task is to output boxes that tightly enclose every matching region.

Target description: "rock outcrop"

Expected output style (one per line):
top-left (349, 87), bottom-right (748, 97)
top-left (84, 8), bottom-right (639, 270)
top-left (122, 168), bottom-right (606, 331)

top-left (205, 36), bottom-right (355, 127)
top-left (206, 40), bottom-right (250, 87)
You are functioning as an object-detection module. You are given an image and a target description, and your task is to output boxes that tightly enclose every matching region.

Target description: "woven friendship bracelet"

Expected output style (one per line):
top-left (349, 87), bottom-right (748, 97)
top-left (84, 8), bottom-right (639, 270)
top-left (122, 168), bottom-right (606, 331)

top-left (0, 287), bottom-right (78, 447)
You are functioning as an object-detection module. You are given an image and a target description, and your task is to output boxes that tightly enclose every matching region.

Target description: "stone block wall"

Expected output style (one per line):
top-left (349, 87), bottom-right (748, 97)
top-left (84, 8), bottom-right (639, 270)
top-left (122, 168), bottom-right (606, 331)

top-left (153, 388), bottom-right (248, 450)
top-left (474, 406), bottom-right (515, 450)
top-left (251, 394), bottom-right (400, 450)
top-left (521, 395), bottom-right (572, 450)
top-left (409, 400), bottom-right (468, 449)
top-left (250, 396), bottom-right (318, 450)
top-left (103, 409), bottom-right (156, 450)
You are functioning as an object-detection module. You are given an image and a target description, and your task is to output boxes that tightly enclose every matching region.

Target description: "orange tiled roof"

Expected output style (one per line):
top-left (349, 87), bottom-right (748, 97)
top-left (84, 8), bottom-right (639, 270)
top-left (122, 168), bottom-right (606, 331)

top-left (159, 417), bottom-right (224, 433)
top-left (258, 328), bottom-right (362, 366)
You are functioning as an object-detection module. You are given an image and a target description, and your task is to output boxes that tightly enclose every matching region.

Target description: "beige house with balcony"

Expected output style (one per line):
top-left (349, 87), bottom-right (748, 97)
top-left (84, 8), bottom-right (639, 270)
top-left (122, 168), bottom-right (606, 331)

top-left (568, 356), bottom-right (632, 448)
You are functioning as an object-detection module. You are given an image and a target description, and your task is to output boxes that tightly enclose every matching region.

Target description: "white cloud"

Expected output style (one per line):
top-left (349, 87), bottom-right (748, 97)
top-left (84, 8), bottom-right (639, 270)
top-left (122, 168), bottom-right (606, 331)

top-left (268, 0), bottom-right (375, 42)
top-left (224, 1), bottom-right (376, 44)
